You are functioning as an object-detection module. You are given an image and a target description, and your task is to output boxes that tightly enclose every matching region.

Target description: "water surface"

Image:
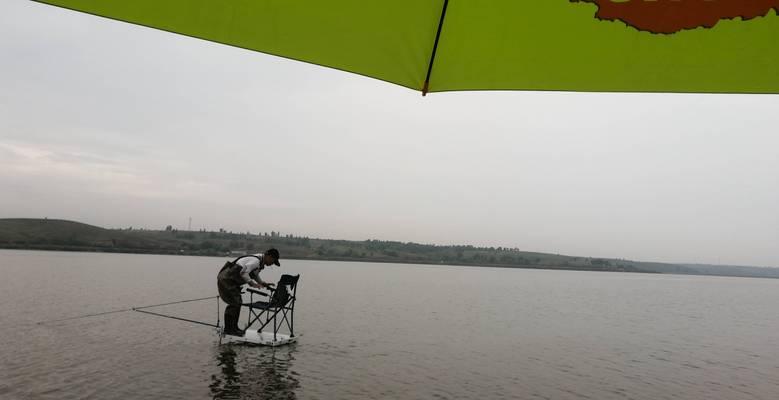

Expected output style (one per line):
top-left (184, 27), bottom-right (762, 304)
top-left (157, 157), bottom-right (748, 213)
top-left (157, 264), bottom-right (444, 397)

top-left (1, 250), bottom-right (778, 399)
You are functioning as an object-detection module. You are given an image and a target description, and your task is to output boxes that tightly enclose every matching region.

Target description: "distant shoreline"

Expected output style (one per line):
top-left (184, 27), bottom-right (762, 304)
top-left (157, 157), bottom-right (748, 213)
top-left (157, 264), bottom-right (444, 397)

top-left (1, 218), bottom-right (777, 280)
top-left (0, 244), bottom-right (666, 274)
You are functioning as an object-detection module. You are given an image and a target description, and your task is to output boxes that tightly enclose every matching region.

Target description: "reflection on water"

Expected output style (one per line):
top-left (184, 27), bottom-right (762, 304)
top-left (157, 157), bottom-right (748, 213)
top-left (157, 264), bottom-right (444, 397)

top-left (210, 344), bottom-right (300, 400)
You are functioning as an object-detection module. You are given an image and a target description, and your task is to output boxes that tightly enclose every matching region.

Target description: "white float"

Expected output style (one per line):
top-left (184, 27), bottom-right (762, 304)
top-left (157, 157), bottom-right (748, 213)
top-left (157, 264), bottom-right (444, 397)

top-left (217, 327), bottom-right (298, 347)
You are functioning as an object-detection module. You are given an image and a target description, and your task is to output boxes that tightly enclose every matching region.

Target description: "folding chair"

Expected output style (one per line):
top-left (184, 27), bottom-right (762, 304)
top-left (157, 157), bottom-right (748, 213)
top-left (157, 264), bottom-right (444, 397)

top-left (243, 274), bottom-right (300, 342)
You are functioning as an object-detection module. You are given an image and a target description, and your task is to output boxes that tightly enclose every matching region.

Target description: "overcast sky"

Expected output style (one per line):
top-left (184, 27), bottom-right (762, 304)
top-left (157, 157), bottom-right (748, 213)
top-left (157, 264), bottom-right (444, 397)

top-left (1, 1), bottom-right (778, 267)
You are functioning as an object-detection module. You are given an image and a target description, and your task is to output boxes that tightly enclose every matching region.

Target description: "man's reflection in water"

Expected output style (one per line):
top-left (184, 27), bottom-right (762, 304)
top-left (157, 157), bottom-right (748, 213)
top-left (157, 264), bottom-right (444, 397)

top-left (210, 344), bottom-right (299, 400)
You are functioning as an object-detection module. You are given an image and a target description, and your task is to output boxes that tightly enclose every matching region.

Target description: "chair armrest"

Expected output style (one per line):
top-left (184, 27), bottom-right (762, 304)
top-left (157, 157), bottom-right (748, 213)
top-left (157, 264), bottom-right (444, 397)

top-left (246, 288), bottom-right (269, 296)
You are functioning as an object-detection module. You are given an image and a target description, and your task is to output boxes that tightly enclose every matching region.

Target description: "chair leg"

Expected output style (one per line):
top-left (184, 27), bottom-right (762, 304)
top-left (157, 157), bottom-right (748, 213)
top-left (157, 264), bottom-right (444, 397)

top-left (290, 307), bottom-right (294, 337)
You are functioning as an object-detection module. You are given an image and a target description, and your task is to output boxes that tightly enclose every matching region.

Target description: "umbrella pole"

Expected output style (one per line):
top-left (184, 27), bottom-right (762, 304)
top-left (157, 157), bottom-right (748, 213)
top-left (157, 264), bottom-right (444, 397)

top-left (423, 0), bottom-right (450, 96)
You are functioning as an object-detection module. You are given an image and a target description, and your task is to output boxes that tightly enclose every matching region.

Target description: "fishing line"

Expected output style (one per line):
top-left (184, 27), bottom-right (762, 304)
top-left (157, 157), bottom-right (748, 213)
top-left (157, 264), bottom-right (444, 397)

top-left (35, 307), bottom-right (135, 324)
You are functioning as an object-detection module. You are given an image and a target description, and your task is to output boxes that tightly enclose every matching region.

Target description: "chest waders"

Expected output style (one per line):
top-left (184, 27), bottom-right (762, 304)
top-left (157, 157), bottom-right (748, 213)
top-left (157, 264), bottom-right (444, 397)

top-left (217, 255), bottom-right (263, 335)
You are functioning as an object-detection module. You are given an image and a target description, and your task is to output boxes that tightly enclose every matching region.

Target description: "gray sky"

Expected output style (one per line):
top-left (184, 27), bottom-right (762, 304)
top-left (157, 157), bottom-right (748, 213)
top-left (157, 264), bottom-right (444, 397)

top-left (2, 1), bottom-right (778, 267)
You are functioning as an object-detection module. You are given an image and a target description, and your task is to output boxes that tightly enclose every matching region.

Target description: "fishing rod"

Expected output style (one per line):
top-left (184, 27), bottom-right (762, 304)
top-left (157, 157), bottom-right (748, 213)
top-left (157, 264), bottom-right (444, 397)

top-left (36, 295), bottom-right (220, 327)
top-left (133, 296), bottom-right (221, 328)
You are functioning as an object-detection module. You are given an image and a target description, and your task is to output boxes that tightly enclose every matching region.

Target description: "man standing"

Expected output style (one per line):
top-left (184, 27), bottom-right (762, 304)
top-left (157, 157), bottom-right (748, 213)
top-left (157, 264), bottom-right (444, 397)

top-left (217, 248), bottom-right (281, 336)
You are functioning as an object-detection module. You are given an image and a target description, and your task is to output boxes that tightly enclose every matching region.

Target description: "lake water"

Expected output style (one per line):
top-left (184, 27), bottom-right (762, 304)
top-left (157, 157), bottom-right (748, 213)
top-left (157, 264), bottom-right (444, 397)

top-left (1, 250), bottom-right (778, 399)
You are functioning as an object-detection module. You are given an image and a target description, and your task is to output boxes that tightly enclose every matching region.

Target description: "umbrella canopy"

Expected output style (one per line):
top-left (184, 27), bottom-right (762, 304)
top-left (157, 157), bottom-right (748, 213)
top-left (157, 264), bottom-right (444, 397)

top-left (34, 0), bottom-right (779, 94)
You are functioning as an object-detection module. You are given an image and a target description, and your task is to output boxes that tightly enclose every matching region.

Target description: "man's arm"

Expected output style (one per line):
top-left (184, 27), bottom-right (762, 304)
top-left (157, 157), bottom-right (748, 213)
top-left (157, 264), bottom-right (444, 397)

top-left (239, 260), bottom-right (260, 287)
top-left (241, 265), bottom-right (263, 288)
top-left (246, 268), bottom-right (272, 288)
top-left (240, 262), bottom-right (272, 288)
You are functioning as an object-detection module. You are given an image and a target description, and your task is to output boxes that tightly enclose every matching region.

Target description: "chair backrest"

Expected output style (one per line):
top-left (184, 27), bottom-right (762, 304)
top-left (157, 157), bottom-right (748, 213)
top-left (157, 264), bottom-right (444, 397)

top-left (271, 274), bottom-right (299, 307)
top-left (278, 274), bottom-right (300, 288)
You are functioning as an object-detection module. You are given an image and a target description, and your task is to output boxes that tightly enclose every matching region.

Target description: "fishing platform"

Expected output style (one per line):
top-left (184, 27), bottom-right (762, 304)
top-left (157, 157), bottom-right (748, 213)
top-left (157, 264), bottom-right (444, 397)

top-left (218, 274), bottom-right (300, 346)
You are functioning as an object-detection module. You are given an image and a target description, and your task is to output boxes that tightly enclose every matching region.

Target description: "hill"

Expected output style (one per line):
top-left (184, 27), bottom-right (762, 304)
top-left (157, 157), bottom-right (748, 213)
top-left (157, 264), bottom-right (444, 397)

top-left (0, 218), bottom-right (182, 253)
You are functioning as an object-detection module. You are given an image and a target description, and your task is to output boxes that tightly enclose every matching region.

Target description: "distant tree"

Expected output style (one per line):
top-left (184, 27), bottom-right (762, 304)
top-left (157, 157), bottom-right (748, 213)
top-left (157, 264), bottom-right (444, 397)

top-left (165, 225), bottom-right (173, 232)
top-left (200, 240), bottom-right (217, 250)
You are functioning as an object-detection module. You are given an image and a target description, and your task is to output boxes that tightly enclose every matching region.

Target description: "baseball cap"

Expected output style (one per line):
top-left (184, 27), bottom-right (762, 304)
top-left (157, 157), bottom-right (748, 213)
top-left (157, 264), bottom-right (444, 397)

top-left (266, 248), bottom-right (281, 266)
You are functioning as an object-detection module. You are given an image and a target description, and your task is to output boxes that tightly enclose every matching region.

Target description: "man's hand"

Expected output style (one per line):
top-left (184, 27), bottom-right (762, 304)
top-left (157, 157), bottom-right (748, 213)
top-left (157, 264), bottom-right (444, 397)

top-left (250, 281), bottom-right (274, 289)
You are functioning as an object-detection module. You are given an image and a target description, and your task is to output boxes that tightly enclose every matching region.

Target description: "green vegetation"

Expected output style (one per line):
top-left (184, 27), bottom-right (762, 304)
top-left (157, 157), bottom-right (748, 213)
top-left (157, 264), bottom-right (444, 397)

top-left (1, 218), bottom-right (777, 279)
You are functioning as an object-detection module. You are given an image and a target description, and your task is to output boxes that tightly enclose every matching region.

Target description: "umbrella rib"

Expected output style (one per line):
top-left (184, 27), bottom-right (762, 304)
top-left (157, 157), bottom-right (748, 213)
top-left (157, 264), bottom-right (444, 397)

top-left (422, 0), bottom-right (450, 96)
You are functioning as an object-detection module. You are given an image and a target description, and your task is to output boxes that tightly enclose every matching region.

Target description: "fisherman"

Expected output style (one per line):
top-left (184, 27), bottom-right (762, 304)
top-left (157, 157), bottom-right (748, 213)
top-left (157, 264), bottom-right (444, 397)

top-left (217, 248), bottom-right (281, 336)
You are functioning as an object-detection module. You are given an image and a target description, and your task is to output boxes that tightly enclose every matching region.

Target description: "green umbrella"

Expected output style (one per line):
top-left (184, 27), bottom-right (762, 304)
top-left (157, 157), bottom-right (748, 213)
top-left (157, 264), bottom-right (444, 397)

top-left (34, 0), bottom-right (779, 94)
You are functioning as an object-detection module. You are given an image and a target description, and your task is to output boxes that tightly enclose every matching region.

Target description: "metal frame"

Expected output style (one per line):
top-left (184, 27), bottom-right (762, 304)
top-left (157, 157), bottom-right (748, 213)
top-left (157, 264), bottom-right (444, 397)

top-left (241, 274), bottom-right (299, 341)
